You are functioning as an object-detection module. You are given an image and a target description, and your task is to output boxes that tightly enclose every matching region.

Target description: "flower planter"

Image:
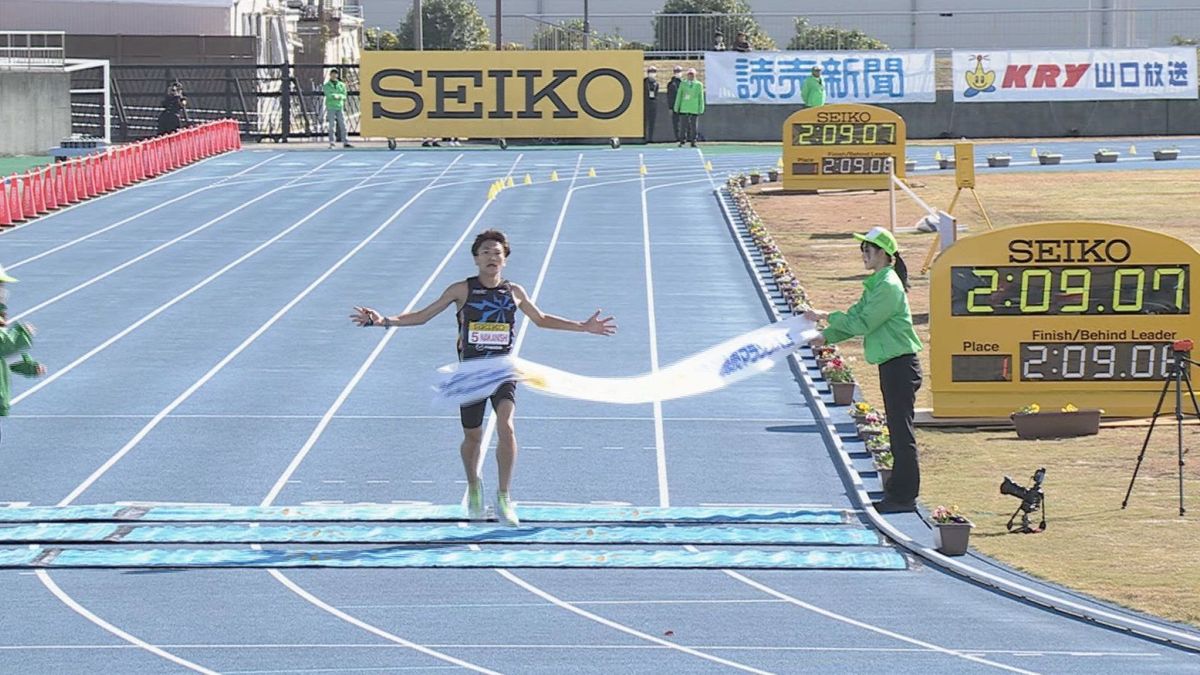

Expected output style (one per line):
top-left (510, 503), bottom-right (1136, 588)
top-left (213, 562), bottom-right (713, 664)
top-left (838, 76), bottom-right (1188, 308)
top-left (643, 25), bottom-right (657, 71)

top-left (858, 426), bottom-right (884, 441)
top-left (830, 381), bottom-right (856, 405)
top-left (749, 174), bottom-right (761, 184)
top-left (1154, 149), bottom-right (1180, 161)
top-left (767, 169), bottom-right (779, 181)
top-left (933, 522), bottom-right (973, 556)
top-left (1094, 151), bottom-right (1119, 163)
top-left (1038, 153), bottom-right (1062, 165)
top-left (905, 159), bottom-right (916, 172)
top-left (1010, 409), bottom-right (1101, 440)
top-left (938, 158), bottom-right (956, 170)
top-left (986, 155), bottom-right (1011, 167)
top-left (876, 466), bottom-right (892, 488)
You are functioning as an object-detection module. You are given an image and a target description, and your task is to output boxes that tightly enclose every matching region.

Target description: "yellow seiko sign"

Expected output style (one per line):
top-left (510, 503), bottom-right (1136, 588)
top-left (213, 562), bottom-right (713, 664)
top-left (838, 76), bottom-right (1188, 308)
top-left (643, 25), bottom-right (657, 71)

top-left (361, 51), bottom-right (644, 139)
top-left (781, 103), bottom-right (906, 191)
top-left (930, 221), bottom-right (1200, 417)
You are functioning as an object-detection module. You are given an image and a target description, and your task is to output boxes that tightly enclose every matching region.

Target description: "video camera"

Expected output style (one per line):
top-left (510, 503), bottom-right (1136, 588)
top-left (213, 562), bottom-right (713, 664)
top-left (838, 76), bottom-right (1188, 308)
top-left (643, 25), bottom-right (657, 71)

top-left (1000, 467), bottom-right (1046, 533)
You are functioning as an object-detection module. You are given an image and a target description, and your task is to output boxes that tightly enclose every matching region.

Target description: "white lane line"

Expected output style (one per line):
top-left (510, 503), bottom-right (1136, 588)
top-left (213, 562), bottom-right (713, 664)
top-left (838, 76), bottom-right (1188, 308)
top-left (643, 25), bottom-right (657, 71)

top-left (10, 154), bottom-right (408, 408)
top-left (0, 153), bottom-right (226, 238)
top-left (6, 154), bottom-right (282, 268)
top-left (35, 571), bottom-right (217, 674)
top-left (0, 413), bottom-right (806, 421)
top-left (677, 152), bottom-right (1036, 674)
top-left (640, 153), bottom-right (669, 508)
top-left (52, 152), bottom-right (427, 506)
top-left (462, 157), bottom-right (770, 674)
top-left (10, 155), bottom-right (342, 322)
top-left (29, 153), bottom-right (418, 675)
top-left (254, 154), bottom-right (524, 675)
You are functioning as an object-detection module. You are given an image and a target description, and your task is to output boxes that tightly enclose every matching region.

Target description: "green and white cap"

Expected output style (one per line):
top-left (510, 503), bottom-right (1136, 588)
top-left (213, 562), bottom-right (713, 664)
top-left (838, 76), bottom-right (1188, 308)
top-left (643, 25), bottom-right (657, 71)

top-left (853, 226), bottom-right (899, 256)
top-left (0, 263), bottom-right (16, 283)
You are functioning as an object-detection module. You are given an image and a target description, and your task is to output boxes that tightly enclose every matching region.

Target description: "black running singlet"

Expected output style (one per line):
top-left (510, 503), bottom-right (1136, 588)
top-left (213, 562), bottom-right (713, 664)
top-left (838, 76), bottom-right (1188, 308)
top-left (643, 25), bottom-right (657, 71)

top-left (457, 276), bottom-right (517, 361)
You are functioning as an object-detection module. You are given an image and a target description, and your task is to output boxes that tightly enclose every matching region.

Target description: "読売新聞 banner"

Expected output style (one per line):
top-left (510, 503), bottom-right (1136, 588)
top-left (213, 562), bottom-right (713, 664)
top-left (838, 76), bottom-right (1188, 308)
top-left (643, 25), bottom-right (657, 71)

top-left (953, 48), bottom-right (1198, 102)
top-left (704, 51), bottom-right (937, 105)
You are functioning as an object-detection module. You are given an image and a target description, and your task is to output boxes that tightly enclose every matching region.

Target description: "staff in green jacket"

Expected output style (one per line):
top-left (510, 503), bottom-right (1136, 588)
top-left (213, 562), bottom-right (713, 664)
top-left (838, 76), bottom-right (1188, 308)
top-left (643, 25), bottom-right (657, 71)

top-left (323, 69), bottom-right (352, 149)
top-left (0, 265), bottom-right (45, 427)
top-left (673, 68), bottom-right (705, 148)
top-left (805, 227), bottom-right (923, 513)
top-left (801, 65), bottom-right (826, 108)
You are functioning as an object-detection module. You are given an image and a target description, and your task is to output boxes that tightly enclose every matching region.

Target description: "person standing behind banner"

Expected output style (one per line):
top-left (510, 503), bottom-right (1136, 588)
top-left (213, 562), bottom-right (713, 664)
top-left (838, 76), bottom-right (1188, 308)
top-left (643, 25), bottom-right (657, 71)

top-left (323, 69), bottom-right (352, 149)
top-left (804, 227), bottom-right (923, 514)
top-left (674, 68), bottom-right (705, 148)
top-left (350, 230), bottom-right (617, 526)
top-left (802, 65), bottom-right (827, 108)
top-left (667, 65), bottom-right (684, 144)
top-left (643, 65), bottom-right (659, 143)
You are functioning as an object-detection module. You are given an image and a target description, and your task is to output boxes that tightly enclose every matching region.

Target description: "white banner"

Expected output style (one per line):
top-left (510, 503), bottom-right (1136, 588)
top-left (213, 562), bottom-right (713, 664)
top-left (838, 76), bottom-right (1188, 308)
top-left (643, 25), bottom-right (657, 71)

top-left (704, 51), bottom-right (937, 105)
top-left (432, 316), bottom-right (820, 407)
top-left (953, 48), bottom-right (1199, 102)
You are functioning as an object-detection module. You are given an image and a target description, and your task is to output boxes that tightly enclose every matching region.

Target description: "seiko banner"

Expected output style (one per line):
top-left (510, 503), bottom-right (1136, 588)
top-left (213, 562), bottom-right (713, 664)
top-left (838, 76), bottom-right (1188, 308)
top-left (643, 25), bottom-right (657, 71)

top-left (705, 50), bottom-right (937, 105)
top-left (361, 51), bottom-right (644, 138)
top-left (954, 48), bottom-right (1199, 102)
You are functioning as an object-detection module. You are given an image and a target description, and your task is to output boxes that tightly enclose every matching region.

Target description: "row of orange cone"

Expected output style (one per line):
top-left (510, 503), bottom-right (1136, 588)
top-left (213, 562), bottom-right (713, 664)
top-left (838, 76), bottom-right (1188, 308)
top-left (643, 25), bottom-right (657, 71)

top-left (0, 119), bottom-right (242, 228)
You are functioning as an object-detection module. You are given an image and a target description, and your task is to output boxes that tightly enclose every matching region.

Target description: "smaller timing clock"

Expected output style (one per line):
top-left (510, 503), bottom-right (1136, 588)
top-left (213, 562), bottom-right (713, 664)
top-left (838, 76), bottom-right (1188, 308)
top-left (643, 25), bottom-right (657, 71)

top-left (930, 221), bottom-right (1200, 418)
top-left (782, 103), bottom-right (906, 191)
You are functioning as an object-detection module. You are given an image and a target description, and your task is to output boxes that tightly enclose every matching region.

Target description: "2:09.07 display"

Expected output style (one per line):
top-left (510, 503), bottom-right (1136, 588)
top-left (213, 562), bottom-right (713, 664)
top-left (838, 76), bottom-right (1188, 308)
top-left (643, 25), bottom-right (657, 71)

top-left (951, 265), bottom-right (1189, 316)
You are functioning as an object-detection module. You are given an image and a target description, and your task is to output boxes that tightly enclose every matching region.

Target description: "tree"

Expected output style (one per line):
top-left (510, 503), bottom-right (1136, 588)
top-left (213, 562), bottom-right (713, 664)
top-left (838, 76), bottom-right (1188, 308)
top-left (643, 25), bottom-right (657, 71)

top-left (397, 0), bottom-right (491, 51)
top-left (654, 0), bottom-right (774, 53)
top-left (364, 27), bottom-right (400, 51)
top-left (1170, 35), bottom-right (1197, 46)
top-left (787, 17), bottom-right (887, 50)
top-left (531, 19), bottom-right (627, 50)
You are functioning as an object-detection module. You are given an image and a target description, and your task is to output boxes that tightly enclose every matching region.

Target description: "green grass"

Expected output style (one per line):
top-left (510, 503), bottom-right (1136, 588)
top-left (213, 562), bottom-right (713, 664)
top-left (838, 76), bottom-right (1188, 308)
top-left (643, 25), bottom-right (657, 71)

top-left (0, 156), bottom-right (52, 177)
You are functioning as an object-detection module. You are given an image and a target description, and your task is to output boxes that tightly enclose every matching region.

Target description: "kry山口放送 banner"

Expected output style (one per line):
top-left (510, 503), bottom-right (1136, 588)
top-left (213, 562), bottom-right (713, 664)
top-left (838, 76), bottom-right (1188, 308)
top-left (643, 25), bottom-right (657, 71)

top-left (704, 51), bottom-right (937, 105)
top-left (954, 48), bottom-right (1198, 103)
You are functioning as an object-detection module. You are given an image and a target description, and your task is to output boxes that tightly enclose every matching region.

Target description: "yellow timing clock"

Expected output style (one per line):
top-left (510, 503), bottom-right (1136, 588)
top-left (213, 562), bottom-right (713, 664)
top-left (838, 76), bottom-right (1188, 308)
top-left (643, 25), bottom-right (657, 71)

top-left (781, 104), bottom-right (906, 191)
top-left (930, 222), bottom-right (1200, 417)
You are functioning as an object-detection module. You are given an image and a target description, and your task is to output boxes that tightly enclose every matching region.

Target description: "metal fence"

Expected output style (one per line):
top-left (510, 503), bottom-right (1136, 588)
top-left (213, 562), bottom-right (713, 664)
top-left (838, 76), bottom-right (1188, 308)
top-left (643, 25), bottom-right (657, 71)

top-left (71, 64), bottom-right (363, 142)
top-left (0, 31), bottom-right (66, 70)
top-left (492, 9), bottom-right (1200, 55)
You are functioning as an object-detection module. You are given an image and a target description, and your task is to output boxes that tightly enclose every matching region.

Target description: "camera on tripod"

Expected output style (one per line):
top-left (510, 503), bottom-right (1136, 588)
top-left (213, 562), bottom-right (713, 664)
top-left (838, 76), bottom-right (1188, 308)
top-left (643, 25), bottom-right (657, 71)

top-left (1000, 467), bottom-right (1046, 533)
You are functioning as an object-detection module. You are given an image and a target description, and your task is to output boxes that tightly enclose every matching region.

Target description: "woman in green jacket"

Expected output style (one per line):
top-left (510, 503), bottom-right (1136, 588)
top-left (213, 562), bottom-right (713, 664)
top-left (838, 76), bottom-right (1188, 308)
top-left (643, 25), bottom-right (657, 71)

top-left (806, 227), bottom-right (923, 513)
top-left (0, 266), bottom-right (45, 438)
top-left (673, 68), bottom-right (705, 148)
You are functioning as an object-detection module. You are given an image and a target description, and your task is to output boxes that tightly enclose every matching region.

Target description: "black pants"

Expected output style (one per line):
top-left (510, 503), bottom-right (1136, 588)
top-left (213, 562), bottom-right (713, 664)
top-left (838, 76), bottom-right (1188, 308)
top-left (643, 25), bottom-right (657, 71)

top-left (671, 112), bottom-right (682, 142)
top-left (644, 105), bottom-right (656, 143)
top-left (878, 353), bottom-right (922, 503)
top-left (680, 114), bottom-right (699, 143)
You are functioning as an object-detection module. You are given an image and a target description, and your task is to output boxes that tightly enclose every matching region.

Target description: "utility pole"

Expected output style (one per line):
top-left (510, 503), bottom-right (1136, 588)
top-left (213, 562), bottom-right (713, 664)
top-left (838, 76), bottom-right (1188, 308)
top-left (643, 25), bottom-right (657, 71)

top-left (496, 0), bottom-right (503, 49)
top-left (583, 0), bottom-right (590, 50)
top-left (414, 0), bottom-right (423, 50)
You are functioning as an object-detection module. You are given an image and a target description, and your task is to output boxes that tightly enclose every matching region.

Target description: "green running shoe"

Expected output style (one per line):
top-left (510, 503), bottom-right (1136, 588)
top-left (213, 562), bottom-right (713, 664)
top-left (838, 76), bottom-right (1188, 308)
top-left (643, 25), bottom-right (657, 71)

top-left (495, 492), bottom-right (520, 526)
top-left (467, 480), bottom-right (485, 521)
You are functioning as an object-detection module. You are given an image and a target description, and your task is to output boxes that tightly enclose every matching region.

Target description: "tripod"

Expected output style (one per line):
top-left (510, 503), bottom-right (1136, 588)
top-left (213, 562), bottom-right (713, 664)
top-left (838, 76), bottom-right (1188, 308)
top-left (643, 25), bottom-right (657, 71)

top-left (1122, 342), bottom-right (1198, 516)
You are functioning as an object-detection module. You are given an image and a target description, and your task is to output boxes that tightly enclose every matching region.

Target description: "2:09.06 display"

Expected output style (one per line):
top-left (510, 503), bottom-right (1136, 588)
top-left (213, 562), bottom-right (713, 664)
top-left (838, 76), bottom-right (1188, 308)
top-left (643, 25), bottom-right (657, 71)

top-left (1020, 342), bottom-right (1181, 381)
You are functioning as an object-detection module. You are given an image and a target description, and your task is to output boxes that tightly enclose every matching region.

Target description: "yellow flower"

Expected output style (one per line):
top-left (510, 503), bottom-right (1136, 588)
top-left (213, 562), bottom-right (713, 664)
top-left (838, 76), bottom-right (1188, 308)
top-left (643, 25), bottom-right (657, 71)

top-left (1029, 403), bottom-right (1040, 413)
top-left (1062, 403), bottom-right (1079, 413)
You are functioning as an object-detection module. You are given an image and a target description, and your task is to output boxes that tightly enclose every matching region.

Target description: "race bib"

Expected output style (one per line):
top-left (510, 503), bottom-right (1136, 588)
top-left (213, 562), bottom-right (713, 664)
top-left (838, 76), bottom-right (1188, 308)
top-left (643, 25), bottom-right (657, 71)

top-left (468, 322), bottom-right (511, 346)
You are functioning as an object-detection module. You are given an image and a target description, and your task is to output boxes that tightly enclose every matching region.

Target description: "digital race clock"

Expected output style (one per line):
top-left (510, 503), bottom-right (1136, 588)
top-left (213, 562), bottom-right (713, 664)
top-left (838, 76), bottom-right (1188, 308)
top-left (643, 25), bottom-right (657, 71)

top-left (930, 221), bottom-right (1200, 417)
top-left (782, 104), bottom-right (905, 191)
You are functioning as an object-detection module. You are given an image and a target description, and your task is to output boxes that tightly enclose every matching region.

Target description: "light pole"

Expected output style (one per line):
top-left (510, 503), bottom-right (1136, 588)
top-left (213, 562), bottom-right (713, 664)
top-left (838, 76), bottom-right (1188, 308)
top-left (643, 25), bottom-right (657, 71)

top-left (414, 0), bottom-right (423, 50)
top-left (583, 0), bottom-right (590, 49)
top-left (496, 0), bottom-right (503, 49)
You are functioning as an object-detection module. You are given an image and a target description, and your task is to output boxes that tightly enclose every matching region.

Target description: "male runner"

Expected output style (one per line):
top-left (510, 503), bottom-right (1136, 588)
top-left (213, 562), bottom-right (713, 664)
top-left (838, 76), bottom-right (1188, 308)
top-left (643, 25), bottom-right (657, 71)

top-left (351, 230), bottom-right (616, 525)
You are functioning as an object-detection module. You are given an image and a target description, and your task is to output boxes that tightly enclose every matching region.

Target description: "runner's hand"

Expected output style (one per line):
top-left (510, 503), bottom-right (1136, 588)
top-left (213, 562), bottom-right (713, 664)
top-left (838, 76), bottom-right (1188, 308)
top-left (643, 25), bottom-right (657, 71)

top-left (582, 310), bottom-right (617, 336)
top-left (350, 306), bottom-right (383, 327)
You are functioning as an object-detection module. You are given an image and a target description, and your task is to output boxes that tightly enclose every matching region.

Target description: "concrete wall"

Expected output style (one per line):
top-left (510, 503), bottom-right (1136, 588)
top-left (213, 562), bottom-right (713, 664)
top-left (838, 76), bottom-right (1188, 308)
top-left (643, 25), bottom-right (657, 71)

top-left (0, 72), bottom-right (71, 156)
top-left (640, 94), bottom-right (1200, 143)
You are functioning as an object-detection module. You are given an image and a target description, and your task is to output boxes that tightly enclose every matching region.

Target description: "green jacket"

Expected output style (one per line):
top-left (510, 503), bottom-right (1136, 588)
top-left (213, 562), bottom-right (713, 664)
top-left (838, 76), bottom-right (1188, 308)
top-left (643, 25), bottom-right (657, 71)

top-left (802, 75), bottom-right (826, 107)
top-left (323, 79), bottom-right (348, 111)
top-left (822, 266), bottom-right (922, 365)
top-left (0, 324), bottom-right (38, 416)
top-left (674, 79), bottom-right (705, 115)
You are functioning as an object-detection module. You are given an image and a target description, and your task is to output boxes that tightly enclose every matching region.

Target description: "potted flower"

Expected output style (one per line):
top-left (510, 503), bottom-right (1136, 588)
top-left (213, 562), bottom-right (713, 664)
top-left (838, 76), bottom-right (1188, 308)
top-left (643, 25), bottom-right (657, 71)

top-left (749, 170), bottom-right (761, 185)
top-left (1010, 402), bottom-right (1102, 440)
top-left (851, 400), bottom-right (875, 420)
top-left (857, 411), bottom-right (886, 440)
top-left (813, 344), bottom-right (838, 369)
top-left (1094, 148), bottom-right (1119, 163)
top-left (938, 156), bottom-right (956, 170)
top-left (822, 357), bottom-right (856, 405)
top-left (874, 450), bottom-right (894, 487)
top-left (986, 153), bottom-right (1011, 167)
top-left (1038, 152), bottom-right (1062, 165)
top-left (904, 159), bottom-right (917, 172)
top-left (1154, 147), bottom-right (1180, 161)
top-left (767, 168), bottom-right (779, 182)
top-left (930, 504), bottom-right (973, 556)
top-left (866, 431), bottom-right (890, 454)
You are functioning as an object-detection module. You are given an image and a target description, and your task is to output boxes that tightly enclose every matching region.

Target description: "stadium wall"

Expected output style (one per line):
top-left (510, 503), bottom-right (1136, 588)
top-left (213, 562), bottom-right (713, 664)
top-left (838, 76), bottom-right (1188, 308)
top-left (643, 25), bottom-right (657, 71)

top-left (0, 71), bottom-right (71, 156)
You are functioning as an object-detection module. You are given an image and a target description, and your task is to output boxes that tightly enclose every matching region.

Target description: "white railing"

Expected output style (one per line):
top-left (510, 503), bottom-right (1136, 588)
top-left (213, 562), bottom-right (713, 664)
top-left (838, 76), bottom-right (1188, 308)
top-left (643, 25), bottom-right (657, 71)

top-left (0, 31), bottom-right (66, 70)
